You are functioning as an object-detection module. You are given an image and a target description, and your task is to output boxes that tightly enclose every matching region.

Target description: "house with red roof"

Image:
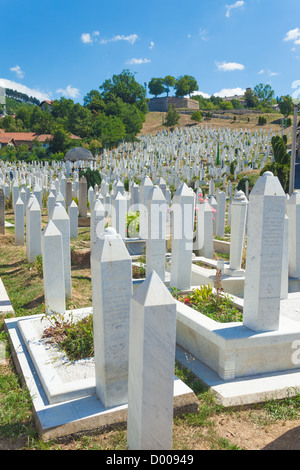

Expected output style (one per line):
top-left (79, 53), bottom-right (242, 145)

top-left (0, 135), bottom-right (16, 148)
top-left (39, 100), bottom-right (53, 112)
top-left (0, 132), bottom-right (81, 149)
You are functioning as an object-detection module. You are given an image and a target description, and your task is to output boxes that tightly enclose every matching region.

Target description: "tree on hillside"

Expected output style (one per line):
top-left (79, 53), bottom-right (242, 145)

top-left (104, 96), bottom-right (145, 141)
top-left (220, 101), bottom-right (233, 110)
top-left (231, 98), bottom-right (244, 109)
top-left (100, 69), bottom-right (148, 113)
top-left (0, 115), bottom-right (24, 131)
top-left (278, 95), bottom-right (293, 118)
top-left (48, 128), bottom-right (74, 154)
top-left (83, 90), bottom-right (106, 115)
top-left (163, 75), bottom-right (176, 96)
top-left (244, 88), bottom-right (258, 108)
top-left (148, 78), bottom-right (165, 98)
top-left (15, 106), bottom-right (32, 129)
top-left (51, 97), bottom-right (74, 120)
top-left (165, 103), bottom-right (180, 127)
top-left (66, 103), bottom-right (93, 138)
top-left (260, 135), bottom-right (290, 192)
top-left (175, 75), bottom-right (198, 97)
top-left (191, 110), bottom-right (202, 122)
top-left (253, 83), bottom-right (275, 108)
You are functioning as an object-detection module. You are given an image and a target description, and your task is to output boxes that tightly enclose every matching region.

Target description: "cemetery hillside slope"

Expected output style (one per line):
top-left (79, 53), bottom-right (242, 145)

top-left (140, 110), bottom-right (287, 140)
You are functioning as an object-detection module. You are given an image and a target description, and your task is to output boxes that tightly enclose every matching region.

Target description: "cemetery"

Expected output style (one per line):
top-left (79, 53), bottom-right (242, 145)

top-left (1, 119), bottom-right (300, 450)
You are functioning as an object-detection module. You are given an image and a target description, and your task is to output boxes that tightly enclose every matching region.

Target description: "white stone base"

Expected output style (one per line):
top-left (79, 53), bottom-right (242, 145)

top-left (4, 309), bottom-right (198, 440)
top-left (176, 345), bottom-right (300, 407)
top-left (0, 277), bottom-right (14, 315)
top-left (176, 293), bottom-right (300, 382)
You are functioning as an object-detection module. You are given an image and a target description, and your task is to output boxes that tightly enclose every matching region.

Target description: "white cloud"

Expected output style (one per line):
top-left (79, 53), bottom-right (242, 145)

top-left (0, 78), bottom-right (50, 101)
top-left (199, 28), bottom-right (208, 41)
top-left (10, 65), bottom-right (24, 79)
top-left (149, 41), bottom-right (155, 49)
top-left (258, 69), bottom-right (279, 77)
top-left (81, 33), bottom-right (92, 44)
top-left (56, 85), bottom-right (80, 99)
top-left (126, 58), bottom-right (151, 65)
top-left (284, 28), bottom-right (300, 44)
top-left (189, 91), bottom-right (211, 99)
top-left (81, 31), bottom-right (100, 44)
top-left (213, 87), bottom-right (246, 98)
top-left (216, 61), bottom-right (245, 71)
top-left (100, 34), bottom-right (138, 45)
top-left (225, 1), bottom-right (245, 18)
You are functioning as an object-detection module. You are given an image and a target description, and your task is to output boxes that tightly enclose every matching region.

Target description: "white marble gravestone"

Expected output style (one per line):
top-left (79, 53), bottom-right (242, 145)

top-left (15, 196), bottom-right (24, 245)
top-left (287, 191), bottom-right (300, 279)
top-left (26, 196), bottom-right (41, 263)
top-left (243, 171), bottom-right (286, 332)
top-left (195, 201), bottom-right (214, 259)
top-left (51, 204), bottom-right (71, 298)
top-left (146, 186), bottom-right (167, 281)
top-left (90, 198), bottom-right (105, 252)
top-left (68, 200), bottom-right (78, 239)
top-left (170, 183), bottom-right (195, 290)
top-left (127, 271), bottom-right (177, 450)
top-left (91, 227), bottom-right (132, 408)
top-left (224, 190), bottom-right (248, 276)
top-left (42, 220), bottom-right (66, 314)
top-left (78, 176), bottom-right (88, 218)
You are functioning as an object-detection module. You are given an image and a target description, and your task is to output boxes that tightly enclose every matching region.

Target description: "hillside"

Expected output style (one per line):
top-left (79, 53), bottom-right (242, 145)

top-left (1, 97), bottom-right (35, 116)
top-left (140, 110), bottom-right (288, 140)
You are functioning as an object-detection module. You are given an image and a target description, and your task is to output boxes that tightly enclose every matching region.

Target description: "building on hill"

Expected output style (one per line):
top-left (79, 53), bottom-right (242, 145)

top-left (0, 135), bottom-right (16, 149)
top-left (222, 94), bottom-right (246, 105)
top-left (39, 100), bottom-right (53, 112)
top-left (148, 96), bottom-right (199, 112)
top-left (0, 132), bottom-right (80, 149)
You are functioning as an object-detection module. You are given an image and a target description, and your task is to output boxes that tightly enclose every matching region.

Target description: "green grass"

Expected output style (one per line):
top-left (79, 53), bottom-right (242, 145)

top-left (0, 364), bottom-right (37, 440)
top-left (1, 217), bottom-right (300, 450)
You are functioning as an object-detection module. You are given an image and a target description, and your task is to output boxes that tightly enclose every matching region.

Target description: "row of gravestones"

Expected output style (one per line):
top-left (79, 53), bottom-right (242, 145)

top-left (1, 162), bottom-right (300, 447)
top-left (42, 170), bottom-right (298, 449)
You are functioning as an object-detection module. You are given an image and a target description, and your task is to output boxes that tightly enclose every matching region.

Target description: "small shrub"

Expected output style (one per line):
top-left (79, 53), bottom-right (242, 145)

top-left (42, 312), bottom-right (94, 362)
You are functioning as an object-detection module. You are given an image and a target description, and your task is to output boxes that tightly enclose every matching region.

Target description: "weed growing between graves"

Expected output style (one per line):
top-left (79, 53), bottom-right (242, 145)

top-left (42, 312), bottom-right (94, 362)
top-left (172, 269), bottom-right (242, 323)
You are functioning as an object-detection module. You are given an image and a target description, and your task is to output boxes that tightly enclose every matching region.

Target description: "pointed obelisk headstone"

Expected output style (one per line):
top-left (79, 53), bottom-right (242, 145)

top-left (42, 220), bottom-right (66, 314)
top-left (243, 172), bottom-right (286, 332)
top-left (127, 271), bottom-right (177, 450)
top-left (91, 227), bottom-right (132, 408)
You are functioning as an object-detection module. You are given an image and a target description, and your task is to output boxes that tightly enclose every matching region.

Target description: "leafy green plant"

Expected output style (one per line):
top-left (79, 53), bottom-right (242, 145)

top-left (126, 211), bottom-right (139, 238)
top-left (42, 312), bottom-right (94, 362)
top-left (178, 270), bottom-right (242, 323)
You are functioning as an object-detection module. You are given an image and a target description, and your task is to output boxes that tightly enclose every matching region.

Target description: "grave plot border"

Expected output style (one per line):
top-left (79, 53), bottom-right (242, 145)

top-left (4, 310), bottom-right (198, 441)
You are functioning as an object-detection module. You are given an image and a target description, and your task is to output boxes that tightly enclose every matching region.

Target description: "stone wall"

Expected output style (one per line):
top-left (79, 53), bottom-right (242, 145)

top-left (148, 97), bottom-right (199, 112)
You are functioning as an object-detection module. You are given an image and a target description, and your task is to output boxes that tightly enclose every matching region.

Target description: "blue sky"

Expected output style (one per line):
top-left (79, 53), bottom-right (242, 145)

top-left (0, 0), bottom-right (300, 103)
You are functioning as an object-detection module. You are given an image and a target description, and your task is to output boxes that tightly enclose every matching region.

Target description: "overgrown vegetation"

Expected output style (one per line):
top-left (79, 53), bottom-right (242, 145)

top-left (42, 312), bottom-right (94, 362)
top-left (260, 134), bottom-right (290, 192)
top-left (172, 269), bottom-right (242, 323)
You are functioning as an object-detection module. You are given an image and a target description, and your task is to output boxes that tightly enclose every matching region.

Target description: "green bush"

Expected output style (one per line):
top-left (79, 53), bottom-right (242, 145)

top-left (79, 168), bottom-right (102, 189)
top-left (191, 110), bottom-right (202, 123)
